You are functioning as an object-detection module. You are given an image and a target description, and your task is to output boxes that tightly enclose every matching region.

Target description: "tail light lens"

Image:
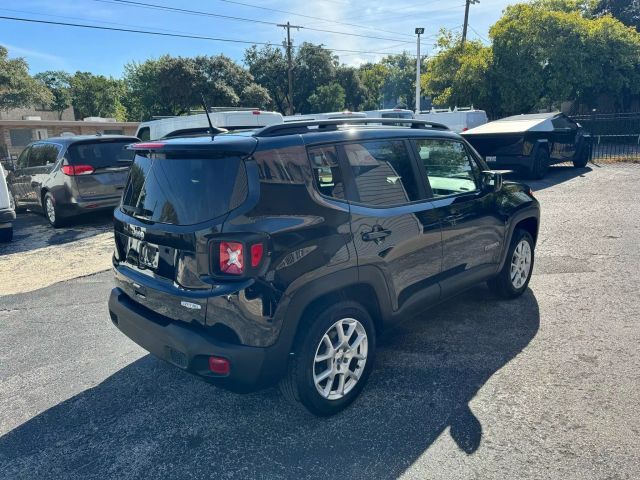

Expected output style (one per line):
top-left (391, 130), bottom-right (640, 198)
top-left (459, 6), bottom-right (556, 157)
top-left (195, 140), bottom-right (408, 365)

top-left (208, 356), bottom-right (230, 375)
top-left (219, 241), bottom-right (244, 275)
top-left (214, 239), bottom-right (266, 277)
top-left (62, 164), bottom-right (95, 176)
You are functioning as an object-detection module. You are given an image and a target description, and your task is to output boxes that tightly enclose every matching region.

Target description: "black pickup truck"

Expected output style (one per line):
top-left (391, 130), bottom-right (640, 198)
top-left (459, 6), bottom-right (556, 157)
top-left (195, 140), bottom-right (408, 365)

top-left (462, 112), bottom-right (592, 179)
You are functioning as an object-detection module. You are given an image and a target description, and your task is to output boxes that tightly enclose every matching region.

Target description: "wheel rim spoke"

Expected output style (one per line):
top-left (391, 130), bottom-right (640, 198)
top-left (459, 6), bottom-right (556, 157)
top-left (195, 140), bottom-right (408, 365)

top-left (313, 317), bottom-right (368, 401)
top-left (510, 239), bottom-right (532, 289)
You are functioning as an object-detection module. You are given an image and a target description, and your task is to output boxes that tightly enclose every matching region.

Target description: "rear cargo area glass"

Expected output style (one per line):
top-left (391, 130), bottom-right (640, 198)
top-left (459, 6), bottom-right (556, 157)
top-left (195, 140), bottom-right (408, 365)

top-left (121, 154), bottom-right (246, 225)
top-left (68, 141), bottom-right (135, 168)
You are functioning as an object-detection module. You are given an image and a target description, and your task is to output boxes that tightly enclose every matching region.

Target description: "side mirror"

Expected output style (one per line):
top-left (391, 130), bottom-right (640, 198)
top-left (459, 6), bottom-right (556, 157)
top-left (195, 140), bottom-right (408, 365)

top-left (481, 170), bottom-right (503, 193)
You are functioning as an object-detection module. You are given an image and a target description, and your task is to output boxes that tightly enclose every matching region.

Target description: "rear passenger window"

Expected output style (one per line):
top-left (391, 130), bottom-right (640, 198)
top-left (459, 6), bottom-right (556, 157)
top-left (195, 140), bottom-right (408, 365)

top-left (415, 139), bottom-right (479, 197)
top-left (28, 143), bottom-right (60, 167)
top-left (308, 145), bottom-right (344, 199)
top-left (344, 140), bottom-right (420, 206)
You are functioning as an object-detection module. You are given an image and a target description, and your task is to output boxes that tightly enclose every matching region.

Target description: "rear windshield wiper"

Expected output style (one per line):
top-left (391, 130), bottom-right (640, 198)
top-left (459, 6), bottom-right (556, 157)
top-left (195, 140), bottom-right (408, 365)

top-left (121, 205), bottom-right (153, 220)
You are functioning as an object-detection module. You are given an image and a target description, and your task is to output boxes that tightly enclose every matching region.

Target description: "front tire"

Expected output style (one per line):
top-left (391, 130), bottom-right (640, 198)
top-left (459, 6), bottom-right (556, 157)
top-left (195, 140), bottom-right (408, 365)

top-left (488, 229), bottom-right (535, 299)
top-left (280, 301), bottom-right (376, 416)
top-left (573, 142), bottom-right (591, 168)
top-left (44, 192), bottom-right (64, 228)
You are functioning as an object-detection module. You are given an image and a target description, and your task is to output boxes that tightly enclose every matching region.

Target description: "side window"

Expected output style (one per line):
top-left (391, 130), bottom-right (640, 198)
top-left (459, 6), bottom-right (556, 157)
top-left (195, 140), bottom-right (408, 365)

top-left (308, 145), bottom-right (344, 199)
top-left (415, 139), bottom-right (480, 197)
top-left (28, 144), bottom-right (60, 168)
top-left (16, 147), bottom-right (31, 168)
top-left (253, 145), bottom-right (311, 184)
top-left (344, 140), bottom-right (420, 206)
top-left (137, 127), bottom-right (150, 141)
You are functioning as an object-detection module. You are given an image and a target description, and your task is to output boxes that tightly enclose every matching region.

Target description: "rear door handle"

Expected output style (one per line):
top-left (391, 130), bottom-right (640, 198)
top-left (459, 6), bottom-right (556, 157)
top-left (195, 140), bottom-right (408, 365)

top-left (362, 228), bottom-right (392, 242)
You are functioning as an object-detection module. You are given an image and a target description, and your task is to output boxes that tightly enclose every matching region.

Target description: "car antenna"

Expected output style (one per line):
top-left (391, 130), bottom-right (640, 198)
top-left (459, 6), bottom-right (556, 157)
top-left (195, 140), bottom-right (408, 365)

top-left (200, 94), bottom-right (228, 138)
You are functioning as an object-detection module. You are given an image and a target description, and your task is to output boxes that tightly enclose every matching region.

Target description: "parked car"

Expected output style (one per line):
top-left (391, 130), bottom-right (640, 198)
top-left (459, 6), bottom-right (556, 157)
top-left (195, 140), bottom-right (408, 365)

top-left (462, 112), bottom-right (592, 179)
top-left (6, 135), bottom-right (138, 227)
top-left (415, 107), bottom-right (488, 133)
top-left (108, 118), bottom-right (540, 416)
top-left (0, 162), bottom-right (16, 242)
top-left (136, 110), bottom-right (283, 140)
top-left (362, 108), bottom-right (415, 120)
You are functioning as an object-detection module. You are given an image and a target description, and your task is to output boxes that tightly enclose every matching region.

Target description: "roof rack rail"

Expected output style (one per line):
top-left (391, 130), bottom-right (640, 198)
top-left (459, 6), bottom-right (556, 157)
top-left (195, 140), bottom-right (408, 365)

top-left (254, 118), bottom-right (449, 137)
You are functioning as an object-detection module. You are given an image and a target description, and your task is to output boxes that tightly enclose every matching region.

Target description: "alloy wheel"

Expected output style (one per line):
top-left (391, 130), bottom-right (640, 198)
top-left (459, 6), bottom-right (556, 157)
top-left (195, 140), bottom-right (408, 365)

top-left (313, 318), bottom-right (368, 400)
top-left (510, 239), bottom-right (532, 289)
top-left (46, 197), bottom-right (56, 224)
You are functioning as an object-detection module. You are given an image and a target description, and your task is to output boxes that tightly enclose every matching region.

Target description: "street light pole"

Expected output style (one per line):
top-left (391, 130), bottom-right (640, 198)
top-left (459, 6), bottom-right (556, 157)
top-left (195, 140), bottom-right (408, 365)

top-left (415, 28), bottom-right (424, 114)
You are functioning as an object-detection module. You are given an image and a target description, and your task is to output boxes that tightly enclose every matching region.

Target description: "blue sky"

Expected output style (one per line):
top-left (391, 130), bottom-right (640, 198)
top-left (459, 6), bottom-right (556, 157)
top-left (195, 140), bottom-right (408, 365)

top-left (1, 0), bottom-right (517, 78)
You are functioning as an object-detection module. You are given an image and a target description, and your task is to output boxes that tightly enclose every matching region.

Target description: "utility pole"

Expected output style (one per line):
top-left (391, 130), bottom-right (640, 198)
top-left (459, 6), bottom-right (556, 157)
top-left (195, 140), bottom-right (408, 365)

top-left (277, 21), bottom-right (302, 115)
top-left (462, 0), bottom-right (479, 47)
top-left (415, 28), bottom-right (424, 114)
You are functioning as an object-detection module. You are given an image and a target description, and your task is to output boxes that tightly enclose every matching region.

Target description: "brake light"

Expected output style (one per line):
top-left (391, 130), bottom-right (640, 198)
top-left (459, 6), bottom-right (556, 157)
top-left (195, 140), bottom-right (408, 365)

top-left (252, 110), bottom-right (261, 115)
top-left (219, 241), bottom-right (244, 275)
top-left (250, 243), bottom-right (264, 267)
top-left (132, 142), bottom-right (165, 149)
top-left (62, 164), bottom-right (94, 176)
top-left (208, 356), bottom-right (230, 375)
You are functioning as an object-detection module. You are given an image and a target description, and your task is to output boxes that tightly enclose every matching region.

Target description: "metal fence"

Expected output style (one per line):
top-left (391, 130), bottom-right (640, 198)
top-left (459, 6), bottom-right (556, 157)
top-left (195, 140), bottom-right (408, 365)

top-left (570, 112), bottom-right (640, 162)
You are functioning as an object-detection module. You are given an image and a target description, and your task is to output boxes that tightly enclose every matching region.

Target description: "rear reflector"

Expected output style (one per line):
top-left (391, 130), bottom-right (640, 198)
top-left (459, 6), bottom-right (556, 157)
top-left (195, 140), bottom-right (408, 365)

top-left (220, 241), bottom-right (244, 275)
top-left (208, 356), bottom-right (230, 375)
top-left (62, 164), bottom-right (94, 176)
top-left (250, 243), bottom-right (264, 267)
top-left (132, 142), bottom-right (165, 149)
top-left (252, 110), bottom-right (261, 115)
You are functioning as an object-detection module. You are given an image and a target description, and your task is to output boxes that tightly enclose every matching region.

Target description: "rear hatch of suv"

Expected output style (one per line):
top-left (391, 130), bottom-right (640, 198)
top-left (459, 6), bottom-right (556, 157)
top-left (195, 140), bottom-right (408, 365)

top-left (66, 137), bottom-right (138, 199)
top-left (113, 137), bottom-right (258, 325)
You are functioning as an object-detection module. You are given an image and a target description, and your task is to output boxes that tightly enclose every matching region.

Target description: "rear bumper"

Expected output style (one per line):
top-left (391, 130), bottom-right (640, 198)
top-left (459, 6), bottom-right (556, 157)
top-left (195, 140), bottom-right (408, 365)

top-left (57, 194), bottom-right (121, 218)
top-left (108, 288), bottom-right (286, 392)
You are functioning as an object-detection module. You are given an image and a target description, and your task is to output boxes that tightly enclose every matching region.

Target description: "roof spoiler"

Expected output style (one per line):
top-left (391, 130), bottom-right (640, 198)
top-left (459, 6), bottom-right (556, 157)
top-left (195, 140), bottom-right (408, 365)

top-left (254, 118), bottom-right (449, 137)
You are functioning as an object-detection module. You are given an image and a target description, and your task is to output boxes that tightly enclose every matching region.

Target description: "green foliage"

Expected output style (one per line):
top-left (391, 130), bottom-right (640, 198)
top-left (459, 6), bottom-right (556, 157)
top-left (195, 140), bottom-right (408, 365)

top-left (358, 62), bottom-right (389, 110)
top-left (124, 54), bottom-right (271, 120)
top-left (593, 0), bottom-right (640, 30)
top-left (34, 71), bottom-right (72, 119)
top-left (294, 43), bottom-right (339, 114)
top-left (308, 83), bottom-right (345, 113)
top-left (70, 72), bottom-right (127, 121)
top-left (422, 30), bottom-right (493, 112)
top-left (0, 46), bottom-right (52, 111)
top-left (244, 44), bottom-right (289, 113)
top-left (335, 66), bottom-right (367, 111)
top-left (380, 52), bottom-right (416, 108)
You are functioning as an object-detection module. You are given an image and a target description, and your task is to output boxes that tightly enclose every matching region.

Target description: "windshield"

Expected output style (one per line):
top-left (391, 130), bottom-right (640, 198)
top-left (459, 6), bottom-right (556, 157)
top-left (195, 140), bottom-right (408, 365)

top-left (121, 153), bottom-right (246, 225)
top-left (67, 140), bottom-right (136, 168)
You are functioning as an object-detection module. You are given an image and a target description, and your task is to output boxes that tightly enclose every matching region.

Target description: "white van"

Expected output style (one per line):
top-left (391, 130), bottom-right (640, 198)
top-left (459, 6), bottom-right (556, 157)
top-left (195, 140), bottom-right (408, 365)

top-left (414, 107), bottom-right (488, 133)
top-left (362, 108), bottom-right (414, 120)
top-left (136, 110), bottom-right (284, 140)
top-left (283, 111), bottom-right (367, 122)
top-left (0, 163), bottom-right (15, 242)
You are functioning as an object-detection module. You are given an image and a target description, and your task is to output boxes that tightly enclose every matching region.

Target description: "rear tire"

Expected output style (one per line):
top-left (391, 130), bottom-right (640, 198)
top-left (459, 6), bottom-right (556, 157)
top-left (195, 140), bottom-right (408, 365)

top-left (44, 192), bottom-right (65, 228)
top-left (280, 301), bottom-right (376, 416)
top-left (0, 227), bottom-right (12, 243)
top-left (488, 229), bottom-right (535, 299)
top-left (530, 148), bottom-right (549, 179)
top-left (573, 142), bottom-right (591, 168)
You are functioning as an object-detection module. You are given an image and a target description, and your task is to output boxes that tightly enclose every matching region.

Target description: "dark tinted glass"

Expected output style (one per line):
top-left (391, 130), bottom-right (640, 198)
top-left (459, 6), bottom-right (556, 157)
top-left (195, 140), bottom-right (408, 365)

top-left (121, 154), bottom-right (246, 225)
top-left (28, 143), bottom-right (60, 167)
top-left (415, 139), bottom-right (479, 197)
top-left (68, 140), bottom-right (135, 168)
top-left (344, 140), bottom-right (420, 206)
top-left (308, 145), bottom-right (345, 199)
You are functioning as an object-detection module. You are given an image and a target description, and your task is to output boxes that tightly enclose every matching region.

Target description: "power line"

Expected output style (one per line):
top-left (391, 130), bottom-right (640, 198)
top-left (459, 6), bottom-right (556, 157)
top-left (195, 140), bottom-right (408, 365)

top-left (211, 0), bottom-right (415, 39)
top-left (94, 0), bottom-right (412, 43)
top-left (0, 15), bottom-right (414, 57)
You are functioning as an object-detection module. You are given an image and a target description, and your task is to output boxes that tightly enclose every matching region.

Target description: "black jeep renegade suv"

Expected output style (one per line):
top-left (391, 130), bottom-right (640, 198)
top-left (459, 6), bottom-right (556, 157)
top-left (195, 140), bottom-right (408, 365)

top-left (108, 118), bottom-right (540, 416)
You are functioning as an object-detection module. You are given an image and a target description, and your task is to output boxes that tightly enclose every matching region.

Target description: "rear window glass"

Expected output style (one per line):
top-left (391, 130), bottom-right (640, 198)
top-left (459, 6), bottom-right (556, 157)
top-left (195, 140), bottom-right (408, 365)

top-left (68, 141), bottom-right (136, 168)
top-left (121, 154), bottom-right (247, 225)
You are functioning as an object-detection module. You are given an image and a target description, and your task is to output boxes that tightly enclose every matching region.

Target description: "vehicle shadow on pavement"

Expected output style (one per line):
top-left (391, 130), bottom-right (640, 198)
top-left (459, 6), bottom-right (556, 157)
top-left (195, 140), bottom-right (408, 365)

top-left (0, 211), bottom-right (113, 256)
top-left (507, 165), bottom-right (592, 191)
top-left (0, 285), bottom-right (539, 480)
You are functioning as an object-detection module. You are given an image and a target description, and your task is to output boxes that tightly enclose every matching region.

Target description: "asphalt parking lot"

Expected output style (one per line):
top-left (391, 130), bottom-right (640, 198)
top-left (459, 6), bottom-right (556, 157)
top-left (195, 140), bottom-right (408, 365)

top-left (1, 165), bottom-right (639, 479)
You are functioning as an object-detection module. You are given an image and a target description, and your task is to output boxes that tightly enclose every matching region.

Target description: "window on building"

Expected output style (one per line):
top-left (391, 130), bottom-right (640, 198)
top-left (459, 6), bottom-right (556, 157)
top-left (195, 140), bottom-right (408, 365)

top-left (9, 129), bottom-right (33, 147)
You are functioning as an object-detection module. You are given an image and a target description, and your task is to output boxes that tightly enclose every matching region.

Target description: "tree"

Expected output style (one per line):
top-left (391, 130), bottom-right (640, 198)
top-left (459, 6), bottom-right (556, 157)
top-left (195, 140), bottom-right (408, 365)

top-left (293, 43), bottom-right (339, 114)
top-left (34, 71), bottom-right (72, 119)
top-left (70, 72), bottom-right (127, 120)
top-left (592, 0), bottom-right (640, 30)
top-left (239, 83), bottom-right (272, 109)
top-left (308, 83), bottom-right (345, 113)
top-left (380, 52), bottom-right (416, 109)
top-left (358, 62), bottom-right (389, 109)
top-left (336, 66), bottom-right (367, 111)
top-left (0, 46), bottom-right (52, 111)
top-left (244, 44), bottom-right (289, 113)
top-left (422, 30), bottom-right (494, 112)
